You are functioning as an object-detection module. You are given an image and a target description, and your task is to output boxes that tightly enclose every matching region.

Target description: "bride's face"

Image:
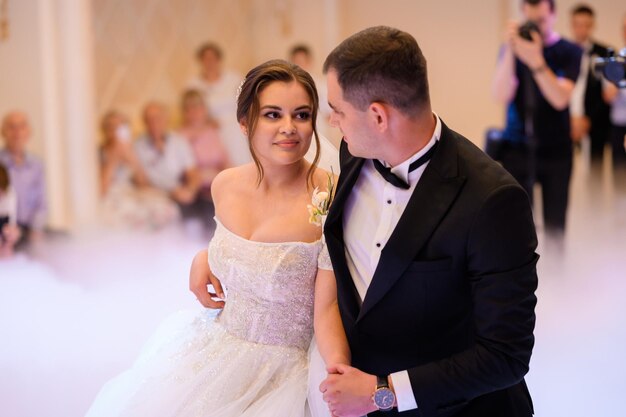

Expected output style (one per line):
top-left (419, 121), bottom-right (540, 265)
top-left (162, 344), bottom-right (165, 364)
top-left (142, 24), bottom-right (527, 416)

top-left (248, 80), bottom-right (313, 168)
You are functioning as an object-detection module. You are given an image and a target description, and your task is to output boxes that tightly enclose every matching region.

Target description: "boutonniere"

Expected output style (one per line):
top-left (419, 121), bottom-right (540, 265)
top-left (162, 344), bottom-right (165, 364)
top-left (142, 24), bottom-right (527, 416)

top-left (307, 169), bottom-right (335, 226)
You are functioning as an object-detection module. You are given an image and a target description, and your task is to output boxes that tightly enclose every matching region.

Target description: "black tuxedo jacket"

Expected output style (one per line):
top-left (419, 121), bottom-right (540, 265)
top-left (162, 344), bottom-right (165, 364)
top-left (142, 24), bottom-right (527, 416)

top-left (584, 41), bottom-right (610, 120)
top-left (324, 122), bottom-right (538, 417)
top-left (584, 41), bottom-right (612, 151)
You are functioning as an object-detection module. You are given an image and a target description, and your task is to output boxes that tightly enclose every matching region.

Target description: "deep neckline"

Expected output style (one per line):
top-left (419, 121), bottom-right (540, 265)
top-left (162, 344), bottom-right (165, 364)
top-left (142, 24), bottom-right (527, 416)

top-left (214, 217), bottom-right (322, 246)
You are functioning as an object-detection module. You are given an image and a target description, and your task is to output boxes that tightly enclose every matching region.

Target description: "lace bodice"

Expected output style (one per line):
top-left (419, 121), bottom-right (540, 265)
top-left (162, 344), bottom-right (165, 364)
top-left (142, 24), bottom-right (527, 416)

top-left (207, 218), bottom-right (332, 350)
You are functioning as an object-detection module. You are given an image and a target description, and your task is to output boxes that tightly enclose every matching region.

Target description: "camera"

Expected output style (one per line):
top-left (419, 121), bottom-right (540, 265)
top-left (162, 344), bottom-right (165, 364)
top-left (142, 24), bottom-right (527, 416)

top-left (518, 20), bottom-right (540, 41)
top-left (593, 48), bottom-right (626, 88)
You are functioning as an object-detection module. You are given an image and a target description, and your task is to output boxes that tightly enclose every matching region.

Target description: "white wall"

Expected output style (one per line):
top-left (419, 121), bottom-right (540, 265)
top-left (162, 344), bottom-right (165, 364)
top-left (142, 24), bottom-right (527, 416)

top-left (0, 0), bottom-right (45, 158)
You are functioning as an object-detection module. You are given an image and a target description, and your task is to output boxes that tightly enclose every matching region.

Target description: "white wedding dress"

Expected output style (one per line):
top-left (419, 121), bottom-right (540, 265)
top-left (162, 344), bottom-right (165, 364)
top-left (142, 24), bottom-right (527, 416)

top-left (85, 218), bottom-right (333, 417)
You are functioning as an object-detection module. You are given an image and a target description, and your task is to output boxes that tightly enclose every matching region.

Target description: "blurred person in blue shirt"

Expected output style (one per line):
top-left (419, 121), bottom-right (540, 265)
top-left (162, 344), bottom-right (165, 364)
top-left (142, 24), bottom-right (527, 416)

top-left (0, 111), bottom-right (47, 248)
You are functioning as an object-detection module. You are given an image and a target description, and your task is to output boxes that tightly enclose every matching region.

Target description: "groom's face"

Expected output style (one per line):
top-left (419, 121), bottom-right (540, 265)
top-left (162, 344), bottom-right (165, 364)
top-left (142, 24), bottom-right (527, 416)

top-left (326, 70), bottom-right (378, 159)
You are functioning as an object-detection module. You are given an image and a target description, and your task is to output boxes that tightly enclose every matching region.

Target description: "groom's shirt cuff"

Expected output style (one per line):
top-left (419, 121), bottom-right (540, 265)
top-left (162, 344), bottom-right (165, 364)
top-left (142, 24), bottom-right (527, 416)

top-left (390, 371), bottom-right (418, 411)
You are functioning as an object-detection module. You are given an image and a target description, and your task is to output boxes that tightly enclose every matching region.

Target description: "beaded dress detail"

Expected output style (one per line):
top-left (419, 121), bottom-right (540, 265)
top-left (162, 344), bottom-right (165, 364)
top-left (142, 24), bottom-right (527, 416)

top-left (85, 218), bottom-right (332, 417)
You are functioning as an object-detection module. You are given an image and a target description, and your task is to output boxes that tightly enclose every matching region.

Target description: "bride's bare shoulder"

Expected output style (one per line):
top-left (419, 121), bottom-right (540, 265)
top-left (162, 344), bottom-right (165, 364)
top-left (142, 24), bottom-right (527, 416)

top-left (211, 164), bottom-right (257, 202)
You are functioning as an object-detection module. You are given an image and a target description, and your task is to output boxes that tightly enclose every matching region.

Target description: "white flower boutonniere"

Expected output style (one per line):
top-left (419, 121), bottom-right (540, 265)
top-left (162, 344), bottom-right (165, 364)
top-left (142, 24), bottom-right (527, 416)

top-left (307, 170), bottom-right (335, 226)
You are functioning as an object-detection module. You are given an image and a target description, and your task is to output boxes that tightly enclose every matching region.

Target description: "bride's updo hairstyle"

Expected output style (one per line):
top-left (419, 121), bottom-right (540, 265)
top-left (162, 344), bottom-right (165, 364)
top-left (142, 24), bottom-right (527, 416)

top-left (236, 59), bottom-right (321, 188)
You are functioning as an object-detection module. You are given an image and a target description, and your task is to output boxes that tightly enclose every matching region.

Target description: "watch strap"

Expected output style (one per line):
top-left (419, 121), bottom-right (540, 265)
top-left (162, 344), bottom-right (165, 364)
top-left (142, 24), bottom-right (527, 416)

top-left (376, 375), bottom-right (390, 389)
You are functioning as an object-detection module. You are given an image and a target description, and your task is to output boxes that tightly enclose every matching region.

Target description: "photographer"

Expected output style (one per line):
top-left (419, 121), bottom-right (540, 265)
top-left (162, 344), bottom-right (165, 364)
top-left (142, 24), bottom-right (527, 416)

top-left (492, 0), bottom-right (582, 236)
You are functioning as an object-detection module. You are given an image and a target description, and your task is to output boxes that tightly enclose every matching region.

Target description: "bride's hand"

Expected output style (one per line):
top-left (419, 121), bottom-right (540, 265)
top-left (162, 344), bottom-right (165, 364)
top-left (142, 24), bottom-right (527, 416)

top-left (189, 249), bottom-right (226, 309)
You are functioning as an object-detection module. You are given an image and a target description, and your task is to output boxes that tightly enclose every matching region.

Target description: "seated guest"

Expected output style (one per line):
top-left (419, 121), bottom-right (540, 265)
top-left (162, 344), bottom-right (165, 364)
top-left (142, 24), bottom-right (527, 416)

top-left (100, 110), bottom-right (149, 194)
top-left (178, 89), bottom-right (230, 193)
top-left (99, 110), bottom-right (179, 229)
top-left (0, 163), bottom-right (21, 258)
top-left (177, 89), bottom-right (230, 226)
top-left (133, 102), bottom-right (202, 218)
top-left (0, 111), bottom-right (47, 247)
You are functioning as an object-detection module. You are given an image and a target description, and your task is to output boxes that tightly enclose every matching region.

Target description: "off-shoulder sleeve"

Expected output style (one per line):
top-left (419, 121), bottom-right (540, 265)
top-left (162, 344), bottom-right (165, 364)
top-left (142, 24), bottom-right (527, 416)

top-left (317, 238), bottom-right (333, 271)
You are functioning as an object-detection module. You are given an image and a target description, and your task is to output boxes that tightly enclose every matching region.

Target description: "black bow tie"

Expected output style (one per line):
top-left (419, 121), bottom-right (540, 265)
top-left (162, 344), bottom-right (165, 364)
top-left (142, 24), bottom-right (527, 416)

top-left (372, 141), bottom-right (438, 189)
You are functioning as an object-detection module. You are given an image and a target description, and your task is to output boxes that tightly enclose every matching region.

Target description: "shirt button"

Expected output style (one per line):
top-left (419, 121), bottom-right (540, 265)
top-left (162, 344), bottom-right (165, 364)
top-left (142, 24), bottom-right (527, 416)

top-left (387, 199), bottom-right (392, 204)
top-left (376, 243), bottom-right (381, 248)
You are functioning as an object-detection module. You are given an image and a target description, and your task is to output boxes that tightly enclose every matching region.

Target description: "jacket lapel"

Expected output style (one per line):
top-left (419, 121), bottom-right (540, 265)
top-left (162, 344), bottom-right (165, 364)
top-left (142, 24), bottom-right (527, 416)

top-left (325, 140), bottom-right (365, 245)
top-left (324, 142), bottom-right (365, 323)
top-left (357, 123), bottom-right (467, 322)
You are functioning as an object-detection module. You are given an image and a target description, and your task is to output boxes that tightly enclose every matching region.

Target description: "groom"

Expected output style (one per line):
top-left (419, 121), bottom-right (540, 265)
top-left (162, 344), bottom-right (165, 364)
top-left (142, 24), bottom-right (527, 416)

top-left (319, 26), bottom-right (538, 417)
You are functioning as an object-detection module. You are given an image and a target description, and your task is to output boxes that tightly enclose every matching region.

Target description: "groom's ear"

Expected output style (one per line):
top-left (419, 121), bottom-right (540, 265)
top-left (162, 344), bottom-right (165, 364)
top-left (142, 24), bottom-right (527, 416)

top-left (368, 102), bottom-right (389, 133)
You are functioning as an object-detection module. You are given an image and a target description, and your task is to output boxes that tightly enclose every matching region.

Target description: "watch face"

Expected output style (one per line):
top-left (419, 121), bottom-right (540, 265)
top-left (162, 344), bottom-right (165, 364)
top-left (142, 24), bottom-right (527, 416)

top-left (374, 388), bottom-right (395, 410)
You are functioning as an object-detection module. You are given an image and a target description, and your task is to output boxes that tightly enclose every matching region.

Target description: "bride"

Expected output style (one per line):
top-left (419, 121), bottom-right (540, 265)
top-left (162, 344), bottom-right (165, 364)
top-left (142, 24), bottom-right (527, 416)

top-left (85, 59), bottom-right (347, 417)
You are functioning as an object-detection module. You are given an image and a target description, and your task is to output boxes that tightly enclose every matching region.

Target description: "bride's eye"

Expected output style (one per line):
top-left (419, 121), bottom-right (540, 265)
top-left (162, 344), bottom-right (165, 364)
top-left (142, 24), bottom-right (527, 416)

top-left (295, 111), bottom-right (311, 121)
top-left (263, 111), bottom-right (281, 120)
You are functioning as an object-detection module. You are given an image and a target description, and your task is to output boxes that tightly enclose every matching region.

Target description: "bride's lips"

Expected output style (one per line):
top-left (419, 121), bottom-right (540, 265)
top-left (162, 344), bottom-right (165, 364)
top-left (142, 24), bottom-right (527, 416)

top-left (274, 140), bottom-right (300, 148)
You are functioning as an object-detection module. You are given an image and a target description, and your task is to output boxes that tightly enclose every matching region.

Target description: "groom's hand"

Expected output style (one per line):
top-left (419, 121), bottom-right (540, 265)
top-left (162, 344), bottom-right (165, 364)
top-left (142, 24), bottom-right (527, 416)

top-left (189, 249), bottom-right (225, 309)
top-left (320, 364), bottom-right (378, 417)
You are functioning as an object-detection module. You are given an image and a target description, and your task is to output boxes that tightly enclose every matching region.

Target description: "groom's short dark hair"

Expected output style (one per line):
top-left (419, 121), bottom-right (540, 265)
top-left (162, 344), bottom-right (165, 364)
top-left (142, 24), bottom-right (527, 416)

top-left (323, 26), bottom-right (430, 117)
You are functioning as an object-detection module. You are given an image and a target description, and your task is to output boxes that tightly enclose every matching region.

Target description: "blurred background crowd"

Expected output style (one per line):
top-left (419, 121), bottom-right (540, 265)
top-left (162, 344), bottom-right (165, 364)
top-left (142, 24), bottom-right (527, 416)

top-left (1, 36), bottom-right (335, 254)
top-left (1, 0), bottom-right (625, 258)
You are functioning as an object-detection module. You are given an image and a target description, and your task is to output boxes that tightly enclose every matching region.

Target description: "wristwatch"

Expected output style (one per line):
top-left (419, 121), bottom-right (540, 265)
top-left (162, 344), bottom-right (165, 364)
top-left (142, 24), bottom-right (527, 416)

top-left (372, 375), bottom-right (396, 412)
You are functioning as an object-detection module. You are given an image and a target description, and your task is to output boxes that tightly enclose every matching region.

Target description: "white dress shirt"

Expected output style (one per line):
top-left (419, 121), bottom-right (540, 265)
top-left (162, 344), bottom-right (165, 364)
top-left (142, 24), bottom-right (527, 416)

top-left (570, 41), bottom-right (591, 118)
top-left (342, 114), bottom-right (442, 412)
top-left (133, 133), bottom-right (196, 192)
